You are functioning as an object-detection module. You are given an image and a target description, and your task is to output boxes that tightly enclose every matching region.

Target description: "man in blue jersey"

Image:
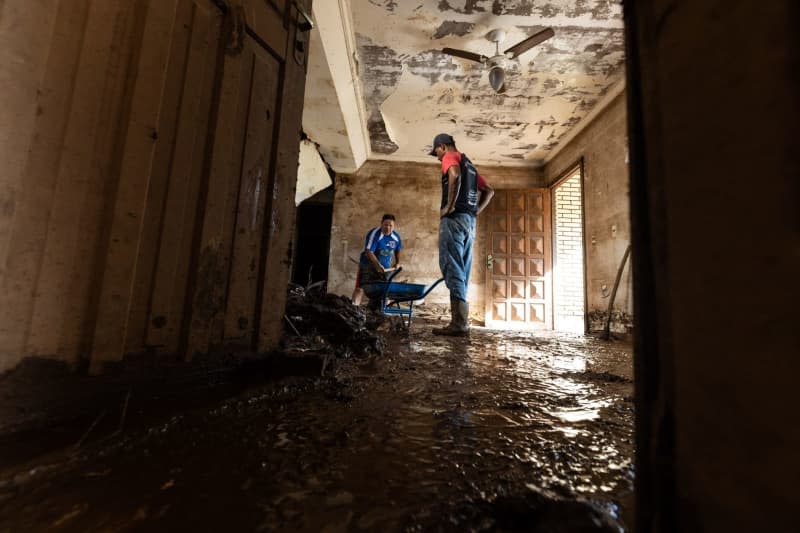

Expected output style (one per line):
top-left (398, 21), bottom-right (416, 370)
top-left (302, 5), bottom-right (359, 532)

top-left (429, 133), bottom-right (494, 336)
top-left (351, 214), bottom-right (403, 306)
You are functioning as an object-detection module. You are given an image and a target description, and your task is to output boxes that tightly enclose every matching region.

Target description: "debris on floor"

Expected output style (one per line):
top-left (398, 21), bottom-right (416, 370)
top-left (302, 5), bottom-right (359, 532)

top-left (283, 283), bottom-right (385, 359)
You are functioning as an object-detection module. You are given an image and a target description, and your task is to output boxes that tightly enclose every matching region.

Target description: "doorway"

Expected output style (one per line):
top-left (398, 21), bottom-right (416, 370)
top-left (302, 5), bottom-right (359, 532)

top-left (291, 187), bottom-right (334, 286)
top-left (551, 166), bottom-right (587, 333)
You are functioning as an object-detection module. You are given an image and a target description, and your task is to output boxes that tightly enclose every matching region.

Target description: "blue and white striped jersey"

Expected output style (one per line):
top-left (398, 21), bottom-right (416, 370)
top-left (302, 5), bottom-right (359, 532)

top-left (359, 227), bottom-right (402, 269)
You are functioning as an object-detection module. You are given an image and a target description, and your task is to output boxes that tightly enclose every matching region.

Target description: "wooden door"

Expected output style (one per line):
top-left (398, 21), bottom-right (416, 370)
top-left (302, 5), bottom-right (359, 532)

top-left (484, 189), bottom-right (553, 329)
top-left (92, 0), bottom-right (230, 361)
top-left (132, 0), bottom-right (225, 355)
top-left (186, 0), bottom-right (310, 355)
top-left (90, 0), bottom-right (312, 368)
top-left (219, 38), bottom-right (281, 347)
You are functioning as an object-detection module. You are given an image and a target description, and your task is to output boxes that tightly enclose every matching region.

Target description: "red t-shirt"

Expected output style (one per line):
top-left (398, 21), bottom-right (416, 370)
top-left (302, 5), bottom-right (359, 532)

top-left (441, 151), bottom-right (488, 188)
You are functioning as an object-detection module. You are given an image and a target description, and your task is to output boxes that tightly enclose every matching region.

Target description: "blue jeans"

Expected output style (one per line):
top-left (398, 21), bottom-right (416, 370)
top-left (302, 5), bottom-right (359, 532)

top-left (438, 212), bottom-right (476, 303)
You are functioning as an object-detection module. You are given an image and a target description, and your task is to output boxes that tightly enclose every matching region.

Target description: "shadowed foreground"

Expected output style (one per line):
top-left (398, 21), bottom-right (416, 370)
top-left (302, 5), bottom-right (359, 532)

top-left (0, 322), bottom-right (633, 531)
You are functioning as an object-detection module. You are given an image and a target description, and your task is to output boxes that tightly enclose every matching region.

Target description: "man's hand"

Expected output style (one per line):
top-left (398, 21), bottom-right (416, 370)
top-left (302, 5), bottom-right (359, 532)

top-left (441, 166), bottom-right (460, 218)
top-left (476, 181), bottom-right (495, 215)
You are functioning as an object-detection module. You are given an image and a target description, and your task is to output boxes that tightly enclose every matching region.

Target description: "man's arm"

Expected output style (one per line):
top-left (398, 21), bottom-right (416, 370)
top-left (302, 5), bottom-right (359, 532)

top-left (476, 180), bottom-right (495, 215)
top-left (440, 165), bottom-right (461, 218)
top-left (365, 250), bottom-right (385, 273)
top-left (394, 250), bottom-right (401, 267)
top-left (363, 228), bottom-right (384, 272)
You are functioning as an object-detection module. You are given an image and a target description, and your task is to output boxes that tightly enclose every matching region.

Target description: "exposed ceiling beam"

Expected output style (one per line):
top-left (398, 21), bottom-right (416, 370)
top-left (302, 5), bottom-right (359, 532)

top-left (313, 0), bottom-right (370, 171)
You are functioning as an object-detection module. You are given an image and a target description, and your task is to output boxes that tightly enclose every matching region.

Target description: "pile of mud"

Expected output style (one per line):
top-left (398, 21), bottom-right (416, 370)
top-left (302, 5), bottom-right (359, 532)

top-left (282, 283), bottom-right (385, 361)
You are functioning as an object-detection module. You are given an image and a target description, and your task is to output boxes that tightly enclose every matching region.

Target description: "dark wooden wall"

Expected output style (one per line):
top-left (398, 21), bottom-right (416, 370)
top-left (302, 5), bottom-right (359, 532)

top-left (0, 0), bottom-right (312, 372)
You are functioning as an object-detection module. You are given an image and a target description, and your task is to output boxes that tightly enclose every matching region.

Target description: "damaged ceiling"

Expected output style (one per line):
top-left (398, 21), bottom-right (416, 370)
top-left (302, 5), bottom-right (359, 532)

top-left (302, 0), bottom-right (625, 173)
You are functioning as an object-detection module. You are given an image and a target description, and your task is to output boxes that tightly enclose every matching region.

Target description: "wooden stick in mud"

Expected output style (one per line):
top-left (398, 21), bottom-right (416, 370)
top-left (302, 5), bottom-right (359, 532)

top-left (118, 388), bottom-right (132, 433)
top-left (602, 244), bottom-right (631, 341)
top-left (74, 409), bottom-right (109, 449)
top-left (284, 315), bottom-right (301, 336)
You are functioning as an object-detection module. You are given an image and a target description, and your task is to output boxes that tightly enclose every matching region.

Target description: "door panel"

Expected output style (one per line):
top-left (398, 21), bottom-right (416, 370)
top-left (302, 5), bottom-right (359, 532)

top-left (485, 188), bottom-right (552, 329)
top-left (223, 43), bottom-right (281, 345)
top-left (90, 0), bottom-right (311, 367)
top-left (140, 0), bottom-right (223, 353)
top-left (186, 0), bottom-right (310, 356)
top-left (242, 0), bottom-right (288, 59)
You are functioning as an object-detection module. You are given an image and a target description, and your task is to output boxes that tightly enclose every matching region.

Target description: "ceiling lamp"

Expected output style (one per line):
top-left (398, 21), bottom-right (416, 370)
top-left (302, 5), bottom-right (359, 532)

top-left (441, 27), bottom-right (555, 94)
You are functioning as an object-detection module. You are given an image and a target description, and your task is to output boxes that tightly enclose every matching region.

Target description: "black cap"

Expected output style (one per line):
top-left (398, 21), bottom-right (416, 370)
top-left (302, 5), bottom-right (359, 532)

top-left (428, 133), bottom-right (454, 156)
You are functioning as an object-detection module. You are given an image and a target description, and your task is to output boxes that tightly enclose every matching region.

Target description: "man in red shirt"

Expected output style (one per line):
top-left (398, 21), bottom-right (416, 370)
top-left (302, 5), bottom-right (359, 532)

top-left (429, 133), bottom-right (494, 336)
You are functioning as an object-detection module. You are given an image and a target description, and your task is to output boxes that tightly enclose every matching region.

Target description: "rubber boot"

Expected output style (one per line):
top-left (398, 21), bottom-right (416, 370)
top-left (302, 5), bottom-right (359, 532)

top-left (433, 298), bottom-right (470, 336)
top-left (456, 299), bottom-right (470, 333)
top-left (432, 297), bottom-right (457, 335)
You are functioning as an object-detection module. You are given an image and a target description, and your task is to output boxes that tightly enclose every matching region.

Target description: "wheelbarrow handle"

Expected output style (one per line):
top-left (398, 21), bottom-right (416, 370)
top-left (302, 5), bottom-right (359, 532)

top-left (385, 266), bottom-right (402, 283)
top-left (377, 266), bottom-right (403, 301)
top-left (420, 277), bottom-right (445, 299)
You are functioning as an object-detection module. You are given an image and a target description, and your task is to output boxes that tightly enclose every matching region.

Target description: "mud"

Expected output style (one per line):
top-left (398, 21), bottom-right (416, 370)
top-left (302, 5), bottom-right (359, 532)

top-left (0, 324), bottom-right (633, 531)
top-left (284, 283), bottom-right (384, 357)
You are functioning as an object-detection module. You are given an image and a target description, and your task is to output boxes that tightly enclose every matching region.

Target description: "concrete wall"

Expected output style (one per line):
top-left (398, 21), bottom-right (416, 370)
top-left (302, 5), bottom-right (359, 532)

top-left (0, 0), bottom-right (310, 373)
top-left (544, 92), bottom-right (631, 332)
top-left (328, 160), bottom-right (544, 319)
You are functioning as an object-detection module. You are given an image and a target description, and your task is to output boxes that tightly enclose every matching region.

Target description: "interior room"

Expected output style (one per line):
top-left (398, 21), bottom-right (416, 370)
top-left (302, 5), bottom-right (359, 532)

top-left (0, 1), bottom-right (796, 531)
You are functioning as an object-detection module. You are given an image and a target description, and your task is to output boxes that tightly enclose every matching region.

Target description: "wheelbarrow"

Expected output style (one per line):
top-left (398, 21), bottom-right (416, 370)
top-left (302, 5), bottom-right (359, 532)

top-left (361, 267), bottom-right (445, 328)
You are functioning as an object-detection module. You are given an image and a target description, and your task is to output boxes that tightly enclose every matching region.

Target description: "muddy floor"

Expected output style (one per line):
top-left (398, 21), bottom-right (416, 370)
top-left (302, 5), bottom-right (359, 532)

top-left (0, 320), bottom-right (634, 532)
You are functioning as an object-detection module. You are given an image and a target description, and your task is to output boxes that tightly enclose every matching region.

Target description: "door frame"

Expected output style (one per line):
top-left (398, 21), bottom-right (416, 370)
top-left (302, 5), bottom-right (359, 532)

top-left (548, 157), bottom-right (588, 334)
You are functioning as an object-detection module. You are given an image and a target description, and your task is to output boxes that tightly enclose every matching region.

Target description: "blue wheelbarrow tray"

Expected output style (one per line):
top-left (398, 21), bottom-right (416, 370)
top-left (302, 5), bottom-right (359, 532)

top-left (362, 281), bottom-right (426, 301)
top-left (360, 267), bottom-right (444, 327)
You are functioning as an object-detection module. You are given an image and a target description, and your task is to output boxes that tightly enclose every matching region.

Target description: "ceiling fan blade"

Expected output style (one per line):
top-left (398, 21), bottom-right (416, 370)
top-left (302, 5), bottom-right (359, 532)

top-left (441, 47), bottom-right (487, 63)
top-left (504, 27), bottom-right (555, 59)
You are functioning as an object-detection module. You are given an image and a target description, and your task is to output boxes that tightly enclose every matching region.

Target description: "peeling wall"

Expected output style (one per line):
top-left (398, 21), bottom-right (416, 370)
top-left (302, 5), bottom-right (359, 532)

top-left (296, 140), bottom-right (333, 205)
top-left (544, 92), bottom-right (630, 332)
top-left (328, 159), bottom-right (544, 320)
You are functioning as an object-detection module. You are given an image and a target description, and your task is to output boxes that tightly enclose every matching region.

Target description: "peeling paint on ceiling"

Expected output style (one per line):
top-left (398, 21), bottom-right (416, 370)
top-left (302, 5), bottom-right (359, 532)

top-left (305, 0), bottom-right (625, 170)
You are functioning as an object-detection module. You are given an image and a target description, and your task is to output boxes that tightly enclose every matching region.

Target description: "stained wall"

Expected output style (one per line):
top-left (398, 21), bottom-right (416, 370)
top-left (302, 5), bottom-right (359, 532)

top-left (328, 160), bottom-right (544, 320)
top-left (544, 92), bottom-right (631, 332)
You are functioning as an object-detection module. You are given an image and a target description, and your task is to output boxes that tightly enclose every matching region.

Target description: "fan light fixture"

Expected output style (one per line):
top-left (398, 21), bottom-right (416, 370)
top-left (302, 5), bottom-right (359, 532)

top-left (488, 65), bottom-right (505, 93)
top-left (441, 27), bottom-right (555, 94)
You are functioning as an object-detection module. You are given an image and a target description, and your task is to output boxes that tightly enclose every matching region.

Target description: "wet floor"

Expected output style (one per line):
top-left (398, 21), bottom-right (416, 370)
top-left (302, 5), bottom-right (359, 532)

top-left (0, 321), bottom-right (634, 532)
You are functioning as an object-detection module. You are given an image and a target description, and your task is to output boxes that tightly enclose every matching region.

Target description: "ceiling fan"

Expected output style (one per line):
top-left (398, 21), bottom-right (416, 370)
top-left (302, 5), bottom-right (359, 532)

top-left (441, 27), bottom-right (555, 93)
